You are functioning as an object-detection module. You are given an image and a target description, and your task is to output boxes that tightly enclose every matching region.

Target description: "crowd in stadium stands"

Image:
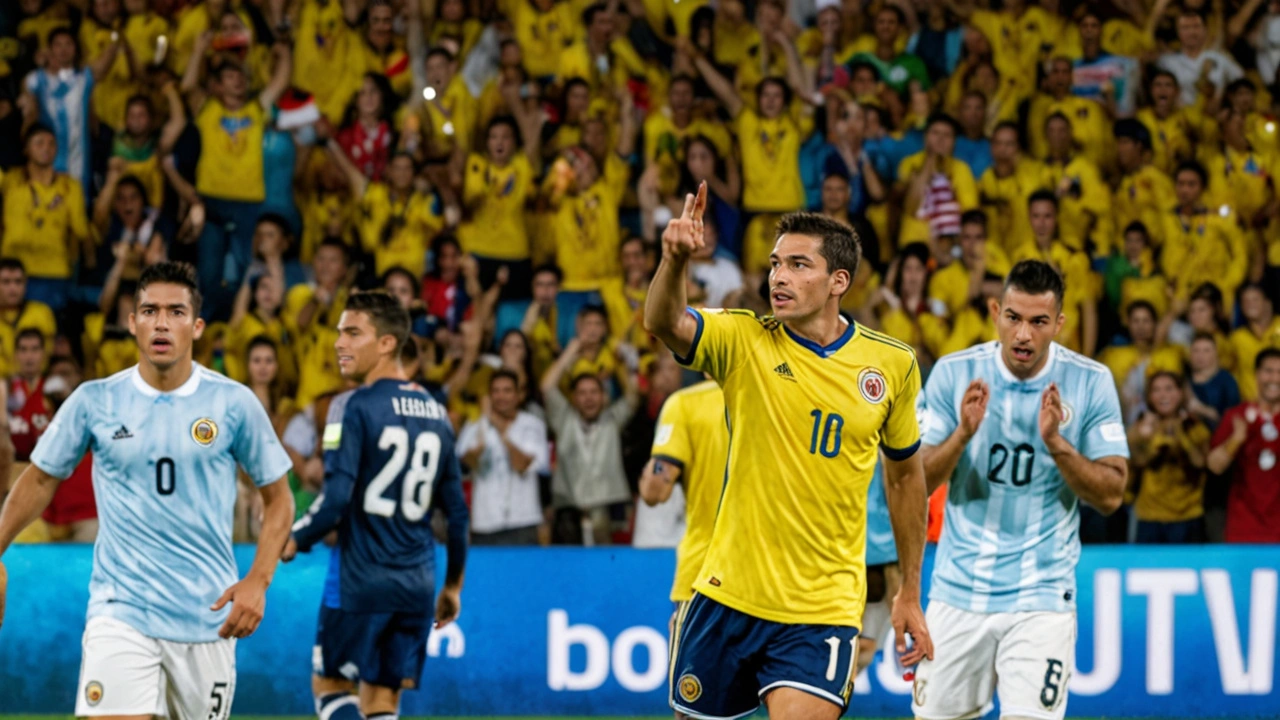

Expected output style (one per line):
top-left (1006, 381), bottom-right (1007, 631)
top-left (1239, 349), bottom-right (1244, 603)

top-left (0, 0), bottom-right (1278, 548)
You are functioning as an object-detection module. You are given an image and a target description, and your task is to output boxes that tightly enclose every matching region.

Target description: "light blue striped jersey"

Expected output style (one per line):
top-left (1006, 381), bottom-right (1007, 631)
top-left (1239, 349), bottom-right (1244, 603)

top-left (918, 342), bottom-right (1128, 613)
top-left (865, 457), bottom-right (897, 566)
top-left (30, 365), bottom-right (292, 642)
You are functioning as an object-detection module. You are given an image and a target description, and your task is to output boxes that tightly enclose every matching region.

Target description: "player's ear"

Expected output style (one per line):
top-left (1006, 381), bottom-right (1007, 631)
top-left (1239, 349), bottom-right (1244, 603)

top-left (986, 296), bottom-right (1000, 319)
top-left (831, 268), bottom-right (851, 297)
top-left (192, 317), bottom-right (206, 341)
top-left (1054, 311), bottom-right (1066, 336)
top-left (127, 312), bottom-right (137, 338)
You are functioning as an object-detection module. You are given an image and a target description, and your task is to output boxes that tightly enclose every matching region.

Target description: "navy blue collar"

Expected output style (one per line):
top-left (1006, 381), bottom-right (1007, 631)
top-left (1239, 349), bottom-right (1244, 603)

top-left (783, 319), bottom-right (856, 359)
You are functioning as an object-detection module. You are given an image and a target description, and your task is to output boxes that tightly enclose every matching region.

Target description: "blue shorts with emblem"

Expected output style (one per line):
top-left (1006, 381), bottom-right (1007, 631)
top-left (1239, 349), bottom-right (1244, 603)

top-left (313, 605), bottom-right (433, 689)
top-left (668, 592), bottom-right (861, 719)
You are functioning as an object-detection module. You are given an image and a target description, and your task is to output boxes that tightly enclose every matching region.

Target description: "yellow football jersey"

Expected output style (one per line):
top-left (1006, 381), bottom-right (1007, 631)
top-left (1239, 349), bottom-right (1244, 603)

top-left (1229, 318), bottom-right (1280, 401)
top-left (1, 171), bottom-right (89, 280)
top-left (1042, 156), bottom-right (1112, 254)
top-left (978, 159), bottom-right (1052, 256)
top-left (459, 153), bottom-right (533, 260)
top-left (1160, 209), bottom-right (1248, 306)
top-left (679, 309), bottom-right (921, 626)
top-left (0, 300), bottom-right (58, 377)
top-left (653, 380), bottom-right (730, 602)
top-left (1113, 166), bottom-right (1176, 249)
top-left (358, 184), bottom-right (444, 276)
top-left (737, 109), bottom-right (806, 212)
top-left (195, 98), bottom-right (266, 202)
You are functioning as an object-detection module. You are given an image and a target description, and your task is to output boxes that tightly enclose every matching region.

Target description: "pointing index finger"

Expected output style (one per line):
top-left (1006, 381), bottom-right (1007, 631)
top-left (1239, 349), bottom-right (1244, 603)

top-left (680, 192), bottom-right (696, 221)
top-left (692, 181), bottom-right (708, 222)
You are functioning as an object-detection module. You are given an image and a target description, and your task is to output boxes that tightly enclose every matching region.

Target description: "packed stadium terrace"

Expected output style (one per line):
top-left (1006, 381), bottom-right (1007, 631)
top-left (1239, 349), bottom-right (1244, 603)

top-left (0, 0), bottom-right (1278, 547)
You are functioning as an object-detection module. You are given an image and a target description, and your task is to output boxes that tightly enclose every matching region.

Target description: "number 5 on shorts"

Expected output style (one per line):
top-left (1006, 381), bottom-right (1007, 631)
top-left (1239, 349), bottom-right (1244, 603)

top-left (208, 681), bottom-right (229, 720)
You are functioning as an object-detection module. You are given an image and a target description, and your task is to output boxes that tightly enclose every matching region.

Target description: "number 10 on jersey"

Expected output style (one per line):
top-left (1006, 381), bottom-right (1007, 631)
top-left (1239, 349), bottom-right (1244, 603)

top-left (809, 410), bottom-right (844, 458)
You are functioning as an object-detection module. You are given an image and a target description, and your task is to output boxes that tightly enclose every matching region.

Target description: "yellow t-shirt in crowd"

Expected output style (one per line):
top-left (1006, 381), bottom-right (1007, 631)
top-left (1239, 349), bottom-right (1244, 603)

top-left (1160, 208), bottom-right (1248, 306)
top-left (0, 301), bottom-right (58, 378)
top-left (896, 153), bottom-right (979, 245)
top-left (1113, 165), bottom-right (1176, 248)
top-left (80, 19), bottom-right (135, 131)
top-left (927, 248), bottom-right (1010, 320)
top-left (1138, 106), bottom-right (1207, 176)
top-left (195, 98), bottom-right (266, 202)
top-left (737, 109), bottom-right (806, 212)
top-left (513, 0), bottom-right (578, 79)
top-left (553, 180), bottom-right (622, 292)
top-left (978, 159), bottom-right (1052, 256)
top-left (423, 76), bottom-right (474, 161)
top-left (676, 309), bottom-right (921, 627)
top-left (225, 311), bottom-right (297, 392)
top-left (1042, 156), bottom-right (1113, 254)
top-left (358, 185), bottom-right (445, 276)
top-left (285, 284), bottom-right (348, 408)
top-left (652, 380), bottom-right (728, 602)
top-left (0, 170), bottom-right (89, 280)
top-left (1132, 420), bottom-right (1211, 523)
top-left (1026, 94), bottom-right (1112, 172)
top-left (1229, 318), bottom-right (1280, 400)
top-left (459, 153), bottom-right (534, 260)
top-left (292, 0), bottom-right (362, 122)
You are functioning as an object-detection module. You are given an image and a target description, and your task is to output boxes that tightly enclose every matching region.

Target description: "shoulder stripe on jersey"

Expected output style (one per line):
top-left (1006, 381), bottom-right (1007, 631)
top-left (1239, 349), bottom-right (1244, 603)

top-left (859, 327), bottom-right (913, 353)
top-left (860, 331), bottom-right (915, 357)
top-left (935, 342), bottom-right (998, 367)
top-left (1058, 350), bottom-right (1110, 376)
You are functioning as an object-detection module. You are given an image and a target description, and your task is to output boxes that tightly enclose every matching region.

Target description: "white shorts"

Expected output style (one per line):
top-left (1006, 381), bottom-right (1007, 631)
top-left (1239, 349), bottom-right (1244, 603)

top-left (76, 616), bottom-right (237, 719)
top-left (911, 601), bottom-right (1075, 720)
top-left (860, 599), bottom-right (892, 645)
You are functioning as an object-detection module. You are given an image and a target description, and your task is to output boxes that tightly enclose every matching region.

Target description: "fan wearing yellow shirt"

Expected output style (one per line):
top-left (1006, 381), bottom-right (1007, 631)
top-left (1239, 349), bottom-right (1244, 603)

top-left (1113, 118), bottom-right (1177, 250)
top-left (0, 260), bottom-right (58, 379)
top-left (512, 0), bottom-right (578, 81)
top-left (646, 188), bottom-right (933, 720)
top-left (896, 116), bottom-right (980, 247)
top-left (358, 0), bottom-right (412, 97)
top-left (182, 34), bottom-right (291, 319)
top-left (1015, 191), bottom-right (1098, 356)
top-left (79, 0), bottom-right (134, 132)
top-left (291, 0), bottom-right (363, 122)
top-left (547, 148), bottom-right (624, 299)
top-left (1026, 58), bottom-right (1112, 172)
top-left (458, 115), bottom-right (542, 293)
top-left (1207, 107), bottom-right (1280, 265)
top-left (420, 48), bottom-right (474, 164)
top-left (285, 239), bottom-right (353, 407)
top-left (1161, 161), bottom-right (1248, 309)
top-left (1042, 112), bottom-right (1113, 255)
top-left (928, 211), bottom-right (1010, 320)
top-left (693, 39), bottom-right (812, 274)
top-left (110, 95), bottom-right (166, 209)
top-left (643, 76), bottom-right (733, 197)
top-left (559, 3), bottom-right (648, 94)
top-left (1229, 285), bottom-right (1280, 401)
top-left (1139, 70), bottom-right (1206, 175)
top-left (638, 378), bottom-right (728, 611)
top-left (980, 122), bottom-right (1051, 257)
top-left (327, 140), bottom-right (444, 278)
top-left (1, 126), bottom-right (90, 312)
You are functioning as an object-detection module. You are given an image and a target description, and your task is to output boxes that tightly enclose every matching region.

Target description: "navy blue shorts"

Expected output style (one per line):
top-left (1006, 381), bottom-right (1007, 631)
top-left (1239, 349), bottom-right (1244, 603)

top-left (668, 593), bottom-right (861, 719)
top-left (313, 605), bottom-right (433, 689)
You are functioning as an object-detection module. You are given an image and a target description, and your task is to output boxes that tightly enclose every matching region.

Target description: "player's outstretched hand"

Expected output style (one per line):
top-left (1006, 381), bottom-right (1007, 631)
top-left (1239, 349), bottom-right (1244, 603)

top-left (212, 574), bottom-right (269, 639)
top-left (661, 181), bottom-right (707, 262)
top-left (891, 589), bottom-right (934, 670)
top-left (1039, 382), bottom-right (1064, 443)
top-left (959, 379), bottom-right (989, 440)
top-left (435, 585), bottom-right (462, 629)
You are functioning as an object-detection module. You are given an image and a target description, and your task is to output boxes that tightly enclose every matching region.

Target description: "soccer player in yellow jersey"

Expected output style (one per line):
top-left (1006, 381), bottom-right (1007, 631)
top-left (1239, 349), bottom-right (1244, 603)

top-left (645, 185), bottom-right (933, 720)
top-left (639, 378), bottom-right (728, 610)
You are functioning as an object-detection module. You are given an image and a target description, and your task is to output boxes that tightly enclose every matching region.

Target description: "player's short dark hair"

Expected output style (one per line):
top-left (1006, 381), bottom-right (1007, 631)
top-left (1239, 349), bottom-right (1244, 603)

top-left (774, 212), bottom-right (861, 281)
top-left (1004, 260), bottom-right (1065, 307)
top-left (490, 368), bottom-right (521, 390)
top-left (0, 258), bottom-right (26, 275)
top-left (345, 290), bottom-right (411, 351)
top-left (138, 261), bottom-right (203, 316)
top-left (1174, 159), bottom-right (1208, 187)
top-left (15, 327), bottom-right (44, 348)
top-left (1028, 188), bottom-right (1058, 211)
top-left (1257, 347), bottom-right (1280, 371)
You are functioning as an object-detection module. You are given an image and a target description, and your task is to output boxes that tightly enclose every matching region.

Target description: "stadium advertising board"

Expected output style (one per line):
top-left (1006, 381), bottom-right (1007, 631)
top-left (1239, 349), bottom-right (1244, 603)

top-left (1, 545), bottom-right (1276, 716)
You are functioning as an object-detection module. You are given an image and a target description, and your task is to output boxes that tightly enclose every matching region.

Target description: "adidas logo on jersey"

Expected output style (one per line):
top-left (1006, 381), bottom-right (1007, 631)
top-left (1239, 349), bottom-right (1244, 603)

top-left (112, 425), bottom-right (133, 440)
top-left (774, 362), bottom-right (796, 381)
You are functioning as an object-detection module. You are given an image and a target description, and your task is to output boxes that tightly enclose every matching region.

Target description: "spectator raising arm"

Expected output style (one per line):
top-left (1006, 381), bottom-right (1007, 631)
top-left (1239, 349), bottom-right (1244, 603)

top-left (87, 33), bottom-right (123, 83)
top-left (181, 31), bottom-right (213, 110)
top-left (258, 42), bottom-right (293, 110)
top-left (693, 51), bottom-right (744, 118)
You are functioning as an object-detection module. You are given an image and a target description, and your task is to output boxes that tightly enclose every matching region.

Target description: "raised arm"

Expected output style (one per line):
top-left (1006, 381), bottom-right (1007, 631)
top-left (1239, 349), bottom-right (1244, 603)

top-left (693, 53), bottom-right (744, 118)
top-left (920, 379), bottom-right (987, 493)
top-left (181, 31), bottom-right (213, 110)
top-left (1040, 383), bottom-right (1127, 514)
top-left (88, 33), bottom-right (123, 82)
top-left (1208, 414), bottom-right (1248, 474)
top-left (157, 82), bottom-right (188, 155)
top-left (774, 29), bottom-right (815, 105)
top-left (325, 136), bottom-right (369, 198)
top-left (540, 337), bottom-right (582, 395)
top-left (638, 458), bottom-right (682, 506)
top-left (643, 182), bottom-right (707, 359)
top-left (258, 42), bottom-right (292, 110)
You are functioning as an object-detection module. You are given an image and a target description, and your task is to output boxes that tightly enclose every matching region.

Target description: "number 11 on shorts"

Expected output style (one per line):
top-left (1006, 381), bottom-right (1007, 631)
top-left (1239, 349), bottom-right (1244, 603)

top-left (824, 636), bottom-right (857, 681)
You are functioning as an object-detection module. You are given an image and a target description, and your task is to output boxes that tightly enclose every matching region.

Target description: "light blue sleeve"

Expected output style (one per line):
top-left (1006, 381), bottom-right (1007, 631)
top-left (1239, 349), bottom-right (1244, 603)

top-left (919, 360), bottom-right (959, 447)
top-left (231, 388), bottom-right (293, 487)
top-left (30, 384), bottom-right (93, 479)
top-left (1078, 372), bottom-right (1130, 461)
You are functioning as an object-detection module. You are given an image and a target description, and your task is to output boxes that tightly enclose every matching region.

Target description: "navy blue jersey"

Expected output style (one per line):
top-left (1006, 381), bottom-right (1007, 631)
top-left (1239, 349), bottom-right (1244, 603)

top-left (293, 379), bottom-right (469, 613)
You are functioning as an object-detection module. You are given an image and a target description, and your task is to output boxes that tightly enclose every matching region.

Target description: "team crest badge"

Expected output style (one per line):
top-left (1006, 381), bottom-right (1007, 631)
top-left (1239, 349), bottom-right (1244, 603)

top-left (858, 368), bottom-right (887, 404)
top-left (191, 418), bottom-right (219, 446)
top-left (1060, 401), bottom-right (1074, 428)
top-left (678, 674), bottom-right (702, 703)
top-left (85, 681), bottom-right (103, 706)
